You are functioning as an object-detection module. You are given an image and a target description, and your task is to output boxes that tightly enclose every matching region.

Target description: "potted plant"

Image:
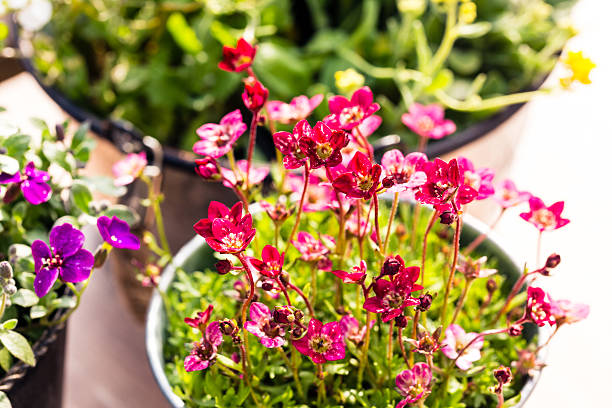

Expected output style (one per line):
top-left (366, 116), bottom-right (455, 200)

top-left (139, 70), bottom-right (588, 406)
top-left (0, 117), bottom-right (140, 407)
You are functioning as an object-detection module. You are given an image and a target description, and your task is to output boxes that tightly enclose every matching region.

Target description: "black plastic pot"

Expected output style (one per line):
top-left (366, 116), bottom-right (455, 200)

top-left (146, 211), bottom-right (546, 408)
top-left (0, 319), bottom-right (67, 408)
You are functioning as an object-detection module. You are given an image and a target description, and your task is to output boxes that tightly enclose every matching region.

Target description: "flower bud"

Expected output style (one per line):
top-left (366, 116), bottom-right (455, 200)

top-left (486, 279), bottom-right (498, 294)
top-left (416, 293), bottom-right (433, 312)
top-left (242, 76), bottom-right (268, 112)
top-left (215, 260), bottom-right (232, 275)
top-left (93, 246), bottom-right (109, 268)
top-left (493, 365), bottom-right (513, 385)
top-left (279, 271), bottom-right (291, 286)
top-left (394, 315), bottom-right (408, 328)
top-left (261, 281), bottom-right (274, 291)
top-left (55, 124), bottom-right (65, 142)
top-left (508, 324), bottom-right (523, 337)
top-left (294, 309), bottom-right (304, 321)
top-left (545, 253), bottom-right (561, 269)
top-left (219, 319), bottom-right (238, 336)
top-left (3, 285), bottom-right (16, 296)
top-left (273, 306), bottom-right (295, 324)
top-left (459, 1), bottom-right (477, 24)
top-left (381, 176), bottom-right (394, 189)
top-left (195, 157), bottom-right (221, 180)
top-left (291, 326), bottom-right (304, 338)
top-left (439, 211), bottom-right (457, 225)
top-left (334, 68), bottom-right (365, 95)
top-left (0, 261), bottom-right (13, 280)
top-left (381, 256), bottom-right (402, 277)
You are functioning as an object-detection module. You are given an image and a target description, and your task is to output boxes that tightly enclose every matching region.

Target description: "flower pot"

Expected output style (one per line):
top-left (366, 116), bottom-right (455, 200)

top-left (145, 211), bottom-right (545, 408)
top-left (0, 319), bottom-right (67, 408)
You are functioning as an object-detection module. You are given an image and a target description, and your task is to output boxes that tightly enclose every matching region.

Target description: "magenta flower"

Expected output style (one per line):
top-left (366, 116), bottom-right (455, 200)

top-left (327, 86), bottom-right (380, 130)
top-left (291, 231), bottom-right (331, 263)
top-left (352, 115), bottom-right (382, 139)
top-left (193, 201), bottom-right (255, 254)
top-left (293, 319), bottom-right (345, 363)
top-left (97, 216), bottom-right (140, 250)
top-left (550, 298), bottom-right (590, 325)
top-left (526, 287), bottom-right (555, 327)
top-left (286, 173), bottom-right (336, 212)
top-left (401, 103), bottom-right (456, 140)
top-left (340, 314), bottom-right (372, 345)
top-left (267, 94), bottom-right (323, 124)
top-left (298, 122), bottom-right (349, 169)
top-left (273, 119), bottom-right (310, 169)
top-left (0, 161), bottom-right (51, 205)
top-left (245, 302), bottom-right (286, 348)
top-left (332, 260), bottom-right (367, 284)
top-left (332, 151), bottom-right (382, 199)
top-left (112, 152), bottom-right (147, 186)
top-left (194, 157), bottom-right (221, 180)
top-left (457, 157), bottom-right (495, 200)
top-left (220, 160), bottom-right (269, 188)
top-left (218, 38), bottom-right (256, 73)
top-left (242, 76), bottom-right (269, 112)
top-left (520, 197), bottom-right (570, 232)
top-left (493, 179), bottom-right (531, 209)
top-left (31, 223), bottom-right (95, 298)
top-left (184, 321), bottom-right (223, 372)
top-left (363, 266), bottom-right (422, 322)
top-left (441, 324), bottom-right (484, 370)
top-left (381, 150), bottom-right (428, 193)
top-left (249, 245), bottom-right (285, 278)
top-left (193, 110), bottom-right (247, 158)
top-left (395, 363), bottom-right (432, 407)
top-left (184, 305), bottom-right (214, 333)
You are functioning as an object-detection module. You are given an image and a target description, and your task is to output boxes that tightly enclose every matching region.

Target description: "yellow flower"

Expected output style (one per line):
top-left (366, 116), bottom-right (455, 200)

top-left (334, 68), bottom-right (365, 95)
top-left (459, 1), bottom-right (477, 24)
top-left (560, 51), bottom-right (595, 88)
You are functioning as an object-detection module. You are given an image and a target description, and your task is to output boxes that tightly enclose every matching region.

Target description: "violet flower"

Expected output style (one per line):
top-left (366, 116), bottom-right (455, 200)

top-left (441, 324), bottom-right (484, 370)
top-left (245, 302), bottom-right (286, 348)
top-left (31, 223), bottom-right (95, 298)
top-left (97, 216), bottom-right (140, 250)
top-left (184, 321), bottom-right (223, 372)
top-left (395, 363), bottom-right (432, 407)
top-left (293, 318), bottom-right (345, 363)
top-left (193, 109), bottom-right (247, 158)
top-left (0, 161), bottom-right (51, 205)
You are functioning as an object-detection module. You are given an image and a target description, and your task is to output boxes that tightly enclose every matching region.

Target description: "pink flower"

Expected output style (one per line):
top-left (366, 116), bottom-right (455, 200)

top-left (184, 321), bottom-right (223, 372)
top-left (332, 151), bottom-right (382, 199)
top-left (291, 231), bottom-right (330, 262)
top-left (259, 199), bottom-right (292, 222)
top-left (193, 110), bottom-right (247, 158)
top-left (493, 179), bottom-right (531, 208)
top-left (352, 115), bottom-right (382, 138)
top-left (550, 298), bottom-right (589, 325)
top-left (249, 245), bottom-right (284, 278)
top-left (401, 103), bottom-right (456, 140)
top-left (512, 349), bottom-right (544, 377)
top-left (267, 94), bottom-right (323, 124)
top-left (441, 324), bottom-right (484, 370)
top-left (340, 314), bottom-right (372, 345)
top-left (327, 86), bottom-right (380, 130)
top-left (457, 157), bottom-right (495, 200)
top-left (298, 122), bottom-right (349, 169)
top-left (381, 150), bottom-right (428, 193)
top-left (520, 197), bottom-right (570, 232)
top-left (220, 160), bottom-right (269, 188)
top-left (112, 152), bottom-right (147, 186)
top-left (526, 287), bottom-right (555, 327)
top-left (245, 302), bottom-right (286, 348)
top-left (363, 266), bottom-right (422, 322)
top-left (286, 173), bottom-right (336, 212)
top-left (293, 319), bottom-right (345, 363)
top-left (218, 38), bottom-right (256, 73)
top-left (184, 305), bottom-right (214, 333)
top-left (273, 119), bottom-right (310, 169)
top-left (456, 256), bottom-right (497, 280)
top-left (193, 201), bottom-right (255, 254)
top-left (332, 260), bottom-right (367, 284)
top-left (243, 76), bottom-right (268, 112)
top-left (395, 363), bottom-right (432, 407)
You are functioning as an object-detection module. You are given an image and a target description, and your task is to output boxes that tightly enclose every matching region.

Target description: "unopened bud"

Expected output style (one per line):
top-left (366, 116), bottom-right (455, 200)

top-left (508, 324), bottom-right (523, 337)
top-left (394, 315), bottom-right (408, 328)
top-left (486, 279), bottom-right (498, 294)
top-left (382, 176), bottom-right (394, 189)
top-left (294, 309), bottom-right (304, 321)
top-left (381, 256), bottom-right (402, 277)
top-left (3, 285), bottom-right (16, 296)
top-left (279, 271), bottom-right (291, 286)
top-left (215, 260), bottom-right (232, 275)
top-left (291, 326), bottom-right (304, 338)
top-left (545, 254), bottom-right (561, 269)
top-left (261, 281), bottom-right (274, 291)
top-left (219, 319), bottom-right (238, 336)
top-left (55, 124), bottom-right (65, 142)
top-left (416, 293), bottom-right (433, 312)
top-left (273, 306), bottom-right (295, 324)
top-left (439, 211), bottom-right (456, 225)
top-left (0, 261), bottom-right (13, 280)
top-left (93, 247), bottom-right (109, 268)
top-left (493, 366), bottom-right (513, 385)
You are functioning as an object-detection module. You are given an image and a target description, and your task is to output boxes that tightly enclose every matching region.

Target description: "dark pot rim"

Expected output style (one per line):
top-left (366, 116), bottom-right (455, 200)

top-left (145, 211), bottom-right (548, 408)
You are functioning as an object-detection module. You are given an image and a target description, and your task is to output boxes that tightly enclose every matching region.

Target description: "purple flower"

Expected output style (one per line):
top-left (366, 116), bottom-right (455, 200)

top-left (97, 216), bottom-right (140, 250)
top-left (31, 224), bottom-right (95, 298)
top-left (184, 321), bottom-right (223, 372)
top-left (293, 318), bottom-right (345, 363)
top-left (245, 302), bottom-right (286, 348)
top-left (0, 161), bottom-right (51, 205)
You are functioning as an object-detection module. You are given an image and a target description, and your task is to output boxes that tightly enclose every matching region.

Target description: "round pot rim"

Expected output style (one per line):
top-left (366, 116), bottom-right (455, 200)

top-left (145, 210), bottom-right (548, 408)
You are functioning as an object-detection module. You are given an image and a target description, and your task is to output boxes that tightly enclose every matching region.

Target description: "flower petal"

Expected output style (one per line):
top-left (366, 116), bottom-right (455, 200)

top-left (50, 223), bottom-right (84, 258)
top-left (61, 249), bottom-right (94, 283)
top-left (34, 267), bottom-right (59, 298)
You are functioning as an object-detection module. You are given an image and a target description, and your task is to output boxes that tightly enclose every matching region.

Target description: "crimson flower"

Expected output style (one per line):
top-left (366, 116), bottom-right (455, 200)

top-left (185, 305), bottom-right (214, 333)
top-left (298, 122), bottom-right (349, 169)
top-left (363, 266), bottom-right (422, 322)
top-left (293, 319), bottom-right (345, 363)
top-left (401, 103), bottom-right (456, 140)
top-left (381, 150), bottom-right (427, 193)
top-left (193, 202), bottom-right (255, 254)
top-left (273, 119), bottom-right (310, 169)
top-left (218, 38), bottom-right (256, 73)
top-left (332, 151), bottom-right (382, 199)
top-left (457, 157), bottom-right (495, 200)
top-left (267, 94), bottom-right (323, 124)
top-left (526, 287), bottom-right (555, 327)
top-left (327, 86), bottom-right (380, 130)
top-left (493, 179), bottom-right (531, 209)
top-left (520, 197), bottom-right (570, 232)
top-left (245, 302), bottom-right (286, 348)
top-left (194, 157), bottom-right (221, 180)
top-left (0, 161), bottom-right (51, 205)
top-left (332, 260), bottom-right (367, 284)
top-left (192, 109), bottom-right (246, 158)
top-left (242, 76), bottom-right (268, 112)
top-left (395, 363), bottom-right (432, 407)
top-left (184, 321), bottom-right (223, 372)
top-left (249, 245), bottom-right (284, 278)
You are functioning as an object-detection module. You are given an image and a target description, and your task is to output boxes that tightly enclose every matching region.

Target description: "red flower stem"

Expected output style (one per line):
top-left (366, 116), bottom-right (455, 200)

top-left (440, 214), bottom-right (463, 336)
top-left (288, 282), bottom-right (315, 317)
top-left (373, 194), bottom-right (382, 250)
top-left (383, 192), bottom-right (400, 255)
top-left (492, 271), bottom-right (537, 325)
top-left (411, 203), bottom-right (422, 249)
top-left (387, 319), bottom-right (395, 373)
top-left (275, 277), bottom-right (292, 306)
top-left (353, 126), bottom-right (373, 161)
top-left (496, 391), bottom-right (504, 408)
top-left (357, 311), bottom-right (373, 389)
top-left (420, 210), bottom-right (440, 288)
top-left (464, 208), bottom-right (505, 255)
top-left (230, 183), bottom-right (250, 213)
top-left (536, 231), bottom-right (543, 268)
top-left (236, 253), bottom-right (257, 377)
top-left (536, 324), bottom-right (560, 353)
top-left (285, 163), bottom-right (311, 253)
top-left (409, 310), bottom-right (420, 367)
top-left (417, 135), bottom-right (429, 153)
top-left (245, 111), bottom-right (259, 191)
top-left (450, 278), bottom-right (474, 326)
top-left (398, 327), bottom-right (410, 369)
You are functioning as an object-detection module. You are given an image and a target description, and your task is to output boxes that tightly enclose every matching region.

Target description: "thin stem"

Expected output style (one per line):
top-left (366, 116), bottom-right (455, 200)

top-left (409, 310), bottom-right (420, 367)
top-left (143, 176), bottom-right (170, 254)
top-left (236, 253), bottom-right (257, 378)
top-left (428, 0), bottom-right (458, 76)
top-left (464, 208), bottom-right (505, 255)
top-left (357, 312), bottom-right (373, 388)
top-left (316, 364), bottom-right (326, 406)
top-left (278, 348), bottom-right (304, 399)
top-left (285, 163), bottom-right (310, 252)
top-left (492, 272), bottom-right (536, 325)
top-left (420, 210), bottom-right (439, 288)
top-left (245, 112), bottom-right (259, 191)
top-left (275, 277), bottom-right (292, 306)
top-left (450, 279), bottom-right (474, 326)
top-left (387, 320), bottom-right (395, 373)
top-left (383, 192), bottom-right (400, 255)
top-left (288, 282), bottom-right (315, 317)
top-left (52, 279), bottom-right (90, 326)
top-left (435, 88), bottom-right (551, 112)
top-left (440, 215), bottom-right (463, 335)
top-left (536, 325), bottom-right (561, 352)
top-left (411, 203), bottom-right (422, 249)
top-left (0, 293), bottom-right (7, 320)
top-left (451, 327), bottom-right (508, 365)
top-left (398, 327), bottom-right (410, 368)
top-left (310, 263), bottom-right (318, 307)
top-left (417, 135), bottom-right (429, 153)
top-left (536, 231), bottom-right (543, 268)
top-left (373, 195), bottom-right (382, 250)
top-left (496, 392), bottom-right (504, 408)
